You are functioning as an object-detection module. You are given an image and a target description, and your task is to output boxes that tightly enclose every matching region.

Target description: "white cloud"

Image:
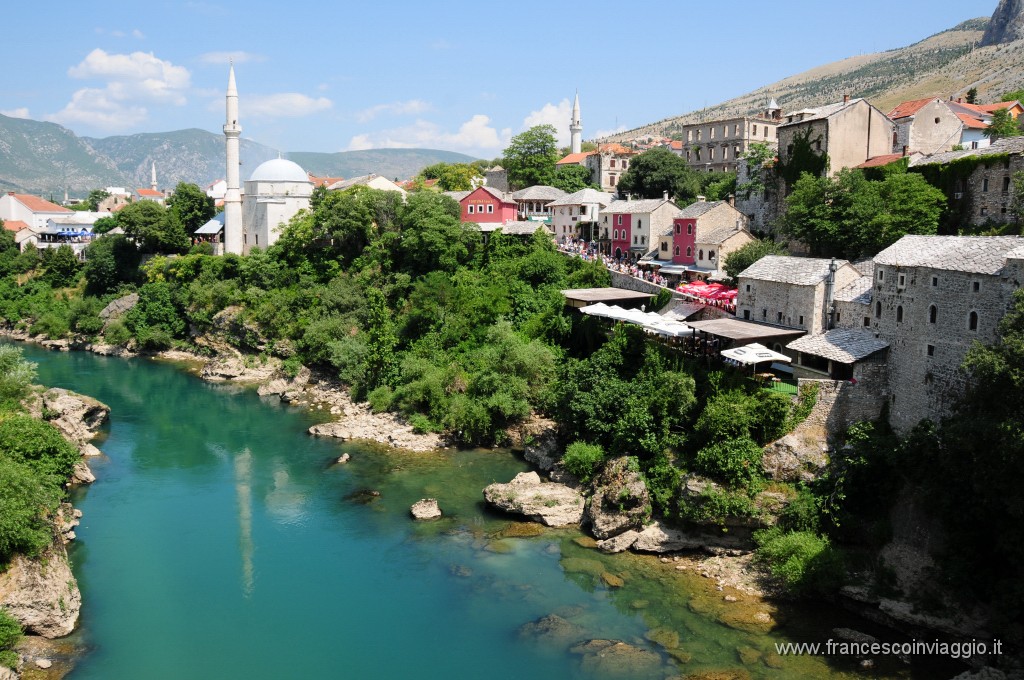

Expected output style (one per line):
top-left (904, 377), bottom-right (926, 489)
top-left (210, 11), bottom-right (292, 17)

top-left (47, 49), bottom-right (191, 130)
top-left (132, 29), bottom-right (145, 39)
top-left (345, 114), bottom-right (511, 155)
top-left (245, 93), bottom-right (333, 118)
top-left (522, 99), bottom-right (572, 146)
top-left (198, 51), bottom-right (265, 65)
top-left (1, 107), bottom-right (30, 119)
top-left (355, 99), bottom-right (431, 123)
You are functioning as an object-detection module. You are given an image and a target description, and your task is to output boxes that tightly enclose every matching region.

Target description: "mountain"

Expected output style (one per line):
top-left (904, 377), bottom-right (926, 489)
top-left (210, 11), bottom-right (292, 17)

top-left (604, 12), bottom-right (1024, 142)
top-left (982, 0), bottom-right (1024, 45)
top-left (0, 115), bottom-right (477, 198)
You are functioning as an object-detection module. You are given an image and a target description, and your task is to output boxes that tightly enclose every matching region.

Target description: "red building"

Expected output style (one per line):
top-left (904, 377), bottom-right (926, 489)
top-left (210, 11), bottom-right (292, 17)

top-left (453, 187), bottom-right (516, 224)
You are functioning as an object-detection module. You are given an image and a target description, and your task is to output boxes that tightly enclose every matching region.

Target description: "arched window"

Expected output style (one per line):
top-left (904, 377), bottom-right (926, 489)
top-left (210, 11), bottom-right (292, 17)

top-left (674, 246), bottom-right (680, 256)
top-left (709, 250), bottom-right (716, 260)
top-left (969, 311), bottom-right (978, 331)
top-left (637, 219), bottom-right (643, 230)
top-left (641, 235), bottom-right (646, 244)
top-left (896, 306), bottom-right (903, 323)
top-left (686, 247), bottom-right (692, 257)
top-left (675, 224), bottom-right (680, 234)
top-left (699, 249), bottom-right (704, 260)
top-left (929, 305), bottom-right (938, 324)
top-left (687, 224), bottom-right (692, 235)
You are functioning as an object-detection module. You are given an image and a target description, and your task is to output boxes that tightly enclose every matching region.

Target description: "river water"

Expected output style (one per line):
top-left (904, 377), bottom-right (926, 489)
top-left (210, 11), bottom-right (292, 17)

top-left (13, 343), bottom-right (946, 679)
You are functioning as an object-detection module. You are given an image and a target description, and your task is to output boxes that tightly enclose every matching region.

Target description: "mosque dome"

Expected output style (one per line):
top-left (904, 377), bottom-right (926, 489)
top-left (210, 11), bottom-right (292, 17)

top-left (248, 158), bottom-right (309, 183)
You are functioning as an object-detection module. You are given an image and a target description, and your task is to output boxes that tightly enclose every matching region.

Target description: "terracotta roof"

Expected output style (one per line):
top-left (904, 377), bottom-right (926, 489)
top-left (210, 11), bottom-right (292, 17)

top-left (975, 101), bottom-right (1018, 113)
top-left (556, 152), bottom-right (592, 165)
top-left (856, 153), bottom-right (906, 168)
top-left (956, 112), bottom-right (988, 129)
top-left (598, 143), bottom-right (635, 155)
top-left (669, 140), bottom-right (683, 150)
top-left (7, 193), bottom-right (71, 213)
top-left (888, 97), bottom-right (936, 120)
top-left (2, 219), bottom-right (29, 232)
top-left (136, 188), bottom-right (164, 197)
top-left (307, 173), bottom-right (345, 188)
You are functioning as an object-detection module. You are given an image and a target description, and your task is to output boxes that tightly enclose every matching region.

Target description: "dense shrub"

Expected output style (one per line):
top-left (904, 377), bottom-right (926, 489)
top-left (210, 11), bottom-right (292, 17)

top-left (0, 458), bottom-right (61, 562)
top-left (0, 345), bottom-right (35, 407)
top-left (561, 442), bottom-right (605, 482)
top-left (0, 608), bottom-right (22, 669)
top-left (0, 415), bottom-right (81, 481)
top-left (693, 437), bottom-right (764, 488)
top-left (754, 528), bottom-right (846, 596)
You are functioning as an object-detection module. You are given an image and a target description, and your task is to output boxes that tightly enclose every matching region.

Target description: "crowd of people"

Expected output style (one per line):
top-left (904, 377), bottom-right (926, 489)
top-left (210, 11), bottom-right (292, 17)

top-left (557, 238), bottom-right (670, 288)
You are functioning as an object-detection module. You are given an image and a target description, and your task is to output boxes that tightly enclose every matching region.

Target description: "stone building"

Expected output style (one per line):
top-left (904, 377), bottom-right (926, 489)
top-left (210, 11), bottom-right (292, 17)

top-left (777, 96), bottom-right (894, 174)
top-left (241, 158), bottom-right (313, 254)
top-left (656, 198), bottom-right (752, 280)
top-left (548, 188), bottom-right (613, 242)
top-left (510, 185), bottom-right (566, 222)
top-left (556, 144), bottom-right (637, 193)
top-left (870, 235), bottom-right (1024, 432)
top-left (680, 101), bottom-right (781, 174)
top-left (888, 98), bottom-right (965, 155)
top-left (736, 255), bottom-right (861, 333)
top-left (909, 136), bottom-right (1024, 228)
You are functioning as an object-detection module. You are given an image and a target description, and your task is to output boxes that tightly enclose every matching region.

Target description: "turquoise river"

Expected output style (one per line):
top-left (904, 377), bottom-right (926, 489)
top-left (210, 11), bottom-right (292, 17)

top-left (11, 342), bottom-right (957, 679)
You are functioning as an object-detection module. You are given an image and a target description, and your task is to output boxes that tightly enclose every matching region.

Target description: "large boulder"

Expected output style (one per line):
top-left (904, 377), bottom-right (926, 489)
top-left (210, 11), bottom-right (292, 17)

top-left (40, 388), bottom-right (109, 446)
top-left (483, 472), bottom-right (584, 527)
top-left (523, 430), bottom-right (560, 472)
top-left (761, 433), bottom-right (828, 482)
top-left (518, 614), bottom-right (585, 645)
top-left (99, 292), bottom-right (138, 320)
top-left (569, 639), bottom-right (664, 677)
top-left (585, 457), bottom-right (650, 539)
top-left (410, 499), bottom-right (442, 520)
top-left (0, 546), bottom-right (81, 638)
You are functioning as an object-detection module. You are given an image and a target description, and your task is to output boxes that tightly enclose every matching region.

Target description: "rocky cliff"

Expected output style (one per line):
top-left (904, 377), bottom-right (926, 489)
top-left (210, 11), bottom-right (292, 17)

top-left (981, 0), bottom-right (1024, 45)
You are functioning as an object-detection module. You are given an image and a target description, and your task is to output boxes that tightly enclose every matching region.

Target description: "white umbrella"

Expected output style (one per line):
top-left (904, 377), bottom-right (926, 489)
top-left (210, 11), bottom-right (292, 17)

top-left (580, 302), bottom-right (613, 317)
top-left (720, 343), bottom-right (791, 365)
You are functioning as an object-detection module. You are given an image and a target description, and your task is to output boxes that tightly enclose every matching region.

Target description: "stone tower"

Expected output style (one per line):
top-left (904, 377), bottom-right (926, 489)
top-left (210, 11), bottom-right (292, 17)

top-left (223, 64), bottom-right (243, 256)
top-left (570, 91), bottom-right (583, 155)
top-left (150, 161), bottom-right (157, 191)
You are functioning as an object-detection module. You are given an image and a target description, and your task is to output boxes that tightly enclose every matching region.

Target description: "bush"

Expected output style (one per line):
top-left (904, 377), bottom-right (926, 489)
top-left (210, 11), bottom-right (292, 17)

top-left (367, 385), bottom-right (394, 413)
top-left (0, 415), bottom-right (82, 481)
top-left (693, 437), bottom-right (764, 488)
top-left (135, 325), bottom-right (173, 351)
top-left (561, 442), bottom-right (605, 482)
top-left (0, 458), bottom-right (61, 562)
top-left (30, 309), bottom-right (70, 339)
top-left (103, 320), bottom-right (132, 346)
top-left (778, 485), bottom-right (821, 533)
top-left (0, 608), bottom-right (21, 669)
top-left (69, 296), bottom-right (105, 336)
top-left (678, 487), bottom-right (759, 524)
top-left (754, 528), bottom-right (846, 596)
top-left (0, 345), bottom-right (36, 407)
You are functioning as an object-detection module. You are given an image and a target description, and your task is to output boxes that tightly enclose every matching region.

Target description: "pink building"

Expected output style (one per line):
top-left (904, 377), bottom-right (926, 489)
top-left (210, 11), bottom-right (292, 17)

top-left (602, 197), bottom-right (678, 260)
top-left (451, 187), bottom-right (516, 224)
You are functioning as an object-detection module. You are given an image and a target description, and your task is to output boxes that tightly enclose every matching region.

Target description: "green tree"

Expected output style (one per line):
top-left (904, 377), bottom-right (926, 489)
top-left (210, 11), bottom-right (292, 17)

top-left (116, 201), bottom-right (188, 254)
top-left (92, 215), bottom-right (118, 234)
top-left (82, 234), bottom-right (141, 295)
top-left (0, 608), bottom-right (22, 669)
top-left (166, 182), bottom-right (215, 236)
top-left (737, 142), bottom-right (777, 198)
top-left (502, 125), bottom-right (561, 190)
top-left (984, 108), bottom-right (1023, 141)
top-left (1011, 170), bottom-right (1024, 226)
top-left (362, 287), bottom-right (398, 393)
top-left (1000, 89), bottom-right (1024, 103)
top-left (419, 162), bottom-right (480, 191)
top-left (0, 345), bottom-right (36, 408)
top-left (395, 192), bottom-right (478, 276)
top-left (617, 147), bottom-right (701, 201)
top-left (550, 164), bottom-right (596, 193)
top-left (722, 238), bottom-right (788, 282)
top-left (0, 458), bottom-right (61, 563)
top-left (966, 87), bottom-right (978, 104)
top-left (43, 244), bottom-right (80, 288)
top-left (85, 189), bottom-right (110, 211)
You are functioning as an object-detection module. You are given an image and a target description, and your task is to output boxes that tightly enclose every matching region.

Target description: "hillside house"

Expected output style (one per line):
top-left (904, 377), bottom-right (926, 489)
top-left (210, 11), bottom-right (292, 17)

top-left (0, 192), bottom-right (72, 230)
top-left (680, 101), bottom-right (782, 173)
top-left (447, 186), bottom-right (517, 224)
top-left (776, 96), bottom-right (894, 174)
top-left (660, 198), bottom-right (753, 280)
top-left (548, 188), bottom-right (613, 242)
top-left (327, 174), bottom-right (407, 196)
top-left (510, 185), bottom-right (566, 222)
top-left (888, 98), bottom-right (966, 155)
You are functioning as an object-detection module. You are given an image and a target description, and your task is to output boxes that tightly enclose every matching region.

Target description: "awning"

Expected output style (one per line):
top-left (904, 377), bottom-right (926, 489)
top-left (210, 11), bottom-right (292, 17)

top-left (195, 219), bottom-right (224, 235)
top-left (720, 343), bottom-right (792, 365)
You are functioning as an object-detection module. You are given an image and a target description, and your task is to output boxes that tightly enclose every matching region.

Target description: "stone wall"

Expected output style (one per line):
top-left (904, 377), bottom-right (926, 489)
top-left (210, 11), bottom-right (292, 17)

top-left (796, 362), bottom-right (888, 439)
top-left (872, 262), bottom-right (1019, 432)
top-left (609, 270), bottom-right (677, 298)
top-left (964, 153), bottom-right (1023, 226)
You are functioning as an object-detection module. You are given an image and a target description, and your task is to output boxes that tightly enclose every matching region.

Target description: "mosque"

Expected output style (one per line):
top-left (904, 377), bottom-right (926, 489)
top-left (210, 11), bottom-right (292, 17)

top-left (221, 65), bottom-right (312, 255)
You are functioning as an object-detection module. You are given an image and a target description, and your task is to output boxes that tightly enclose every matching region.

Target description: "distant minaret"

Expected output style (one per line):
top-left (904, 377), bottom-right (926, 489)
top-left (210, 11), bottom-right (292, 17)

top-left (570, 91), bottom-right (583, 155)
top-left (223, 64), bottom-right (243, 255)
top-left (150, 161), bottom-right (157, 192)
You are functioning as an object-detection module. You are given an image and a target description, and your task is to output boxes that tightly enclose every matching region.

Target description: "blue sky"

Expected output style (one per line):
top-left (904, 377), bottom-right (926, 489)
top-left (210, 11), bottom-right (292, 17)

top-left (0, 0), bottom-right (999, 159)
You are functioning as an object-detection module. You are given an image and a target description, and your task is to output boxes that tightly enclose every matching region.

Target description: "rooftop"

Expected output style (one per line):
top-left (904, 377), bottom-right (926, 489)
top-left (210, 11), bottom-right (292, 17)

top-left (739, 255), bottom-right (850, 285)
top-left (696, 222), bottom-right (747, 246)
top-left (606, 198), bottom-right (672, 214)
top-left (556, 152), bottom-right (593, 165)
top-left (688, 318), bottom-right (806, 342)
top-left (510, 185), bottom-right (567, 201)
top-left (676, 200), bottom-right (724, 219)
top-left (911, 136), bottom-right (1024, 168)
top-left (834, 276), bottom-right (873, 304)
top-left (787, 328), bottom-right (889, 364)
top-left (561, 288), bottom-right (656, 308)
top-left (780, 98), bottom-right (862, 127)
top-left (873, 235), bottom-right (1024, 275)
top-left (5, 193), bottom-right (72, 213)
top-left (888, 97), bottom-right (939, 120)
top-left (548, 188), bottom-right (614, 207)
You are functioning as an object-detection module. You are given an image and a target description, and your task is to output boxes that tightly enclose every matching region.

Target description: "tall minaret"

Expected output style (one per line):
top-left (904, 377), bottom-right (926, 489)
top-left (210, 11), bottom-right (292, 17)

top-left (150, 161), bottom-right (157, 192)
top-left (570, 90), bottom-right (583, 155)
top-left (223, 64), bottom-right (243, 255)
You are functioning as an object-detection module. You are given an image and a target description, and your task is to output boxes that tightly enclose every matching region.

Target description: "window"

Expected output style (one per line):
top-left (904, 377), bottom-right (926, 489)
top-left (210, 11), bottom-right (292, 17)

top-left (745, 284), bottom-right (751, 292)
top-left (753, 124), bottom-right (758, 135)
top-left (633, 236), bottom-right (637, 244)
top-left (687, 224), bottom-right (693, 235)
top-left (467, 205), bottom-right (474, 214)
top-left (610, 159), bottom-right (616, 168)
top-left (935, 117), bottom-right (941, 124)
top-left (695, 149), bottom-right (702, 161)
top-left (929, 305), bottom-right (938, 323)
top-left (255, 233), bottom-right (259, 245)
top-left (708, 250), bottom-right (716, 260)
top-left (877, 269), bottom-right (884, 281)
top-left (623, 160), bottom-right (628, 169)
top-left (710, 127), bottom-right (716, 139)
top-left (686, 151), bottom-right (691, 162)
top-left (686, 131), bottom-right (692, 142)
top-left (875, 301), bottom-right (881, 318)
top-left (617, 215), bottom-right (622, 226)
top-left (610, 174), bottom-right (617, 186)
top-left (777, 312), bottom-right (783, 323)
top-left (641, 235), bottom-right (646, 245)
top-left (932, 276), bottom-right (938, 287)
top-left (762, 309), bottom-right (767, 319)
top-left (743, 310), bottom-right (751, 320)
top-left (487, 204), bottom-right (494, 213)
top-left (674, 245), bottom-right (680, 255)
top-left (733, 124), bottom-right (739, 136)
top-left (980, 207), bottom-right (988, 216)
top-left (898, 274), bottom-right (906, 287)
top-left (637, 219), bottom-right (642, 230)
top-left (699, 249), bottom-right (704, 260)
top-left (896, 306), bottom-right (903, 323)
top-left (1003, 176), bottom-right (1011, 193)
top-left (969, 311), bottom-right (979, 331)
top-left (863, 316), bottom-right (870, 327)
top-left (983, 177), bottom-right (989, 192)
top-left (815, 140), bottom-right (822, 151)
top-left (675, 224), bottom-right (680, 234)
top-left (662, 242), bottom-right (668, 252)
top-left (927, 344), bottom-right (935, 357)
top-left (613, 229), bottom-right (618, 239)
top-left (686, 246), bottom-right (692, 257)
top-left (798, 315), bottom-right (804, 326)
top-left (973, 281), bottom-right (980, 292)
top-left (710, 147), bottom-right (716, 160)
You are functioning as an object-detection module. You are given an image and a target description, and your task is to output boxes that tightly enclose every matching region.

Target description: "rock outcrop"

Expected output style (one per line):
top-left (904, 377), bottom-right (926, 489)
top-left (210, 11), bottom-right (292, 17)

top-left (982, 0), bottom-right (1024, 46)
top-left (569, 639), bottom-right (664, 677)
top-left (523, 430), bottom-right (560, 472)
top-left (99, 292), bottom-right (138, 321)
top-left (410, 499), bottom-right (442, 520)
top-left (39, 388), bottom-right (109, 447)
top-left (584, 457), bottom-right (650, 539)
top-left (761, 432), bottom-right (828, 482)
top-left (0, 546), bottom-right (81, 638)
top-left (483, 472), bottom-right (585, 527)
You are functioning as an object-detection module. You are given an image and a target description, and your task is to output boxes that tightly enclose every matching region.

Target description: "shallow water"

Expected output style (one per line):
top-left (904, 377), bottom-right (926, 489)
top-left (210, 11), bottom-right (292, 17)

top-left (10, 343), bottom-right (951, 679)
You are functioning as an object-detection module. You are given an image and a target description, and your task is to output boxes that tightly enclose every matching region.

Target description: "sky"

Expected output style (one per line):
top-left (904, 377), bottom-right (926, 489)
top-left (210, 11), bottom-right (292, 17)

top-left (0, 0), bottom-right (1000, 160)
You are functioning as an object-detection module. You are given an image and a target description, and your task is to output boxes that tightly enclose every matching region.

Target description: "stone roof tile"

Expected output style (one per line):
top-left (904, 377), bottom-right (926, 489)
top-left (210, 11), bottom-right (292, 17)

top-left (787, 328), bottom-right (889, 364)
top-left (873, 235), bottom-right (1024, 275)
top-left (738, 255), bottom-right (850, 285)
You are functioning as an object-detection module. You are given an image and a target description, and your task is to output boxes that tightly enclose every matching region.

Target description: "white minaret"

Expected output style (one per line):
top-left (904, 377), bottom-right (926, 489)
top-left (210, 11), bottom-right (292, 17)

top-left (150, 161), bottom-right (157, 192)
top-left (570, 90), bottom-right (583, 155)
top-left (223, 64), bottom-right (243, 255)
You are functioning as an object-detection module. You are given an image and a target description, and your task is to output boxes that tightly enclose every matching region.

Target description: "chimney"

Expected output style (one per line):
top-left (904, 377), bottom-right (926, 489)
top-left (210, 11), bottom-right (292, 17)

top-left (957, 97), bottom-right (963, 104)
top-left (697, 195), bottom-right (706, 203)
top-left (843, 94), bottom-right (850, 104)
top-left (727, 193), bottom-right (735, 207)
top-left (627, 193), bottom-right (633, 201)
top-left (662, 190), bottom-right (669, 200)
top-left (902, 145), bottom-right (909, 157)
